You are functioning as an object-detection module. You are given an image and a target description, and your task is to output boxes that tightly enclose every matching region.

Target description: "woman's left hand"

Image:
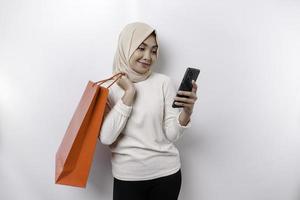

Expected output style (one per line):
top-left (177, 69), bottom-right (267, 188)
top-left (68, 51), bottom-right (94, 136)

top-left (174, 80), bottom-right (198, 115)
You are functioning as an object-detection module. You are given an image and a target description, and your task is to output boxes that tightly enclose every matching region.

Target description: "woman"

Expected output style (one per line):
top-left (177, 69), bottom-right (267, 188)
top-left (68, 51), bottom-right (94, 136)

top-left (100, 22), bottom-right (198, 200)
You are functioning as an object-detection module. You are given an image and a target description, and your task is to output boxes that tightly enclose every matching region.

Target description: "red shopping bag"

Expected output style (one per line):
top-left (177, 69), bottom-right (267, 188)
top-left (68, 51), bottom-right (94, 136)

top-left (55, 73), bottom-right (123, 188)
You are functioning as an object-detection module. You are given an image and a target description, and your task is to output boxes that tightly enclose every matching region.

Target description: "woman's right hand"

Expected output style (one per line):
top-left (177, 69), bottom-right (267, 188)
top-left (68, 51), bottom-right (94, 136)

top-left (115, 73), bottom-right (136, 106)
top-left (115, 73), bottom-right (136, 93)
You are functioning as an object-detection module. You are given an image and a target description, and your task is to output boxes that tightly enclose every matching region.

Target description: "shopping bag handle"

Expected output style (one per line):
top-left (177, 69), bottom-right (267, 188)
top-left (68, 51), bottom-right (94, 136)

top-left (93, 72), bottom-right (124, 88)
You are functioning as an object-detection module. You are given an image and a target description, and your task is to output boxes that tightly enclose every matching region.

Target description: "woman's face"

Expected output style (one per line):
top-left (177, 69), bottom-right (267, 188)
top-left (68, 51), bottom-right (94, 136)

top-left (129, 34), bottom-right (158, 74)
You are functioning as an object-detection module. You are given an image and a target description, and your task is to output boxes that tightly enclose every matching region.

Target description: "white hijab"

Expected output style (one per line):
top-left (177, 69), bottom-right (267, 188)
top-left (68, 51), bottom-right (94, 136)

top-left (112, 22), bottom-right (159, 82)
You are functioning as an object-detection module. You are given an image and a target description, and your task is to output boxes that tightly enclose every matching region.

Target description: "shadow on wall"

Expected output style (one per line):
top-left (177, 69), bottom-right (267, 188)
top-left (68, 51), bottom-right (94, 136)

top-left (297, 181), bottom-right (300, 200)
top-left (88, 140), bottom-right (112, 194)
top-left (176, 125), bottom-right (209, 200)
top-left (0, 106), bottom-right (3, 153)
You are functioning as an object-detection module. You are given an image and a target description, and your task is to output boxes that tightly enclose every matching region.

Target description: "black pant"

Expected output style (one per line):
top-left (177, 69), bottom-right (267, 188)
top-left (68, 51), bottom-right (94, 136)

top-left (113, 169), bottom-right (182, 200)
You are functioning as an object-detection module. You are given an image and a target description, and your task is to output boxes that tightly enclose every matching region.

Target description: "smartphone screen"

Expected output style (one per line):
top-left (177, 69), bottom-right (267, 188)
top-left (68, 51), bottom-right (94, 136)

top-left (172, 67), bottom-right (200, 108)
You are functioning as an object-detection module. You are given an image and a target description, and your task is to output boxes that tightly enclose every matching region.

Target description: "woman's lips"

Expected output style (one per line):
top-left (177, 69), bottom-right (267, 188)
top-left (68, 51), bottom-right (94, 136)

top-left (138, 61), bottom-right (151, 67)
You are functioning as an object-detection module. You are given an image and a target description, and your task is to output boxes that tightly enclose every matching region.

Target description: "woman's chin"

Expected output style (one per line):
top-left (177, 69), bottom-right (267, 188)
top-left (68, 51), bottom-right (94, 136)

top-left (130, 64), bottom-right (152, 74)
top-left (136, 67), bottom-right (151, 74)
top-left (137, 69), bottom-right (150, 74)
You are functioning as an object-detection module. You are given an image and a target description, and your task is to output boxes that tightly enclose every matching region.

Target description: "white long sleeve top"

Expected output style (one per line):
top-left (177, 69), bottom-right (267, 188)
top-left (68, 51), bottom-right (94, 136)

top-left (99, 72), bottom-right (191, 181)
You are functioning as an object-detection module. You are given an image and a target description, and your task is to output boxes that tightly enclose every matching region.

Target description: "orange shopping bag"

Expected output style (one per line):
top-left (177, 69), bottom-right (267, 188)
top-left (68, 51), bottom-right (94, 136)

top-left (55, 73), bottom-right (123, 188)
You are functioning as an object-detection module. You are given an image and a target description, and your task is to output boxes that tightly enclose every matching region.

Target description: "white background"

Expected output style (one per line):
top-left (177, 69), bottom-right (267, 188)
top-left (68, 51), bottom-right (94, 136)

top-left (0, 0), bottom-right (300, 199)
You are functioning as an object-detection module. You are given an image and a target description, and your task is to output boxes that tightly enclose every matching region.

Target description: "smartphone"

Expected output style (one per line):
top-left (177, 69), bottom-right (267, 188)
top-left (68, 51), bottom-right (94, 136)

top-left (172, 67), bottom-right (200, 108)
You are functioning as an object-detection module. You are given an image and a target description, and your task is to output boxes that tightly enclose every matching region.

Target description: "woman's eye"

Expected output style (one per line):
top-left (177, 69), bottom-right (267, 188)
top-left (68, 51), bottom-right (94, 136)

top-left (138, 47), bottom-right (145, 51)
top-left (152, 51), bottom-right (157, 54)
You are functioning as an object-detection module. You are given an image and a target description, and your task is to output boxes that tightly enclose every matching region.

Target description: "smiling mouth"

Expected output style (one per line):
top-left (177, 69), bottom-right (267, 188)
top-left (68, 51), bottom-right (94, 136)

top-left (138, 61), bottom-right (151, 66)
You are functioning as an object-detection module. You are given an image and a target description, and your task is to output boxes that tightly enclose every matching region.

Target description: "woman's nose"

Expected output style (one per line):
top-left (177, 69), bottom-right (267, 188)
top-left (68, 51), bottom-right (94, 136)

top-left (143, 50), bottom-right (151, 61)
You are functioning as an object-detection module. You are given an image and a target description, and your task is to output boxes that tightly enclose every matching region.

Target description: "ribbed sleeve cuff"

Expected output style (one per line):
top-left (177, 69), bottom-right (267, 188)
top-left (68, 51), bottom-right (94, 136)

top-left (113, 99), bottom-right (133, 117)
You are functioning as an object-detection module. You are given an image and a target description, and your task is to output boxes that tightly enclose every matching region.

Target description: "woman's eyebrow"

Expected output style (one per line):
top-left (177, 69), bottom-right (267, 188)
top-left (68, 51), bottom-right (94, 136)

top-left (140, 42), bottom-right (158, 48)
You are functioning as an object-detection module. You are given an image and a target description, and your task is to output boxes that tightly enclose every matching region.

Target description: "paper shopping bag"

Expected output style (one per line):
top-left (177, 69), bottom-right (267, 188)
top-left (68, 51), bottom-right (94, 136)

top-left (55, 73), bottom-right (123, 188)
